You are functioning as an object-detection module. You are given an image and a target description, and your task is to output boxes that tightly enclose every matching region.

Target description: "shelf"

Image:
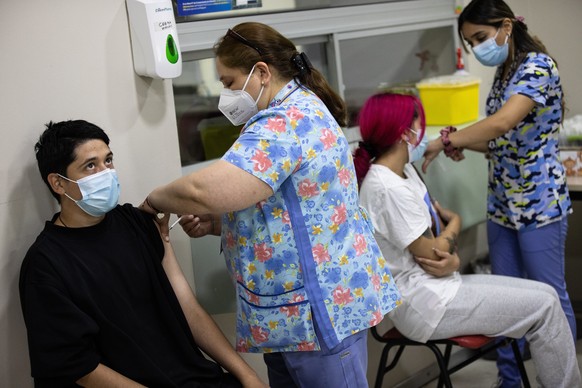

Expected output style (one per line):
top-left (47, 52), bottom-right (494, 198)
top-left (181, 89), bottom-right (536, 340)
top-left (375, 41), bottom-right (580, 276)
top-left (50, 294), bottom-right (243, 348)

top-left (176, 0), bottom-right (456, 55)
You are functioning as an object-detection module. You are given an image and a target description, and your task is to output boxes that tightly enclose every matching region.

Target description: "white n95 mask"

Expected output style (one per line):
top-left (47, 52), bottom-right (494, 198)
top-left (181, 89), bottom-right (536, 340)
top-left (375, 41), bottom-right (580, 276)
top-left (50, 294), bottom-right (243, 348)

top-left (218, 64), bottom-right (264, 126)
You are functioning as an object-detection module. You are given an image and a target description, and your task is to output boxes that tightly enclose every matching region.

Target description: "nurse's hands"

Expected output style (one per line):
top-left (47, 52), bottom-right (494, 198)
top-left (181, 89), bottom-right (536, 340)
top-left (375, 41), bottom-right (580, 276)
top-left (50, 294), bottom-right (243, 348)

top-left (179, 214), bottom-right (221, 237)
top-left (422, 138), bottom-right (465, 172)
top-left (415, 248), bottom-right (460, 278)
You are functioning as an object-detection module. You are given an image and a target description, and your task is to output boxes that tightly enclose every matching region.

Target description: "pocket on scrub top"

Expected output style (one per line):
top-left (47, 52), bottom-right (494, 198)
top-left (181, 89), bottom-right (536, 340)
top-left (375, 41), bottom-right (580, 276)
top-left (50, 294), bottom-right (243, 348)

top-left (237, 283), bottom-right (316, 350)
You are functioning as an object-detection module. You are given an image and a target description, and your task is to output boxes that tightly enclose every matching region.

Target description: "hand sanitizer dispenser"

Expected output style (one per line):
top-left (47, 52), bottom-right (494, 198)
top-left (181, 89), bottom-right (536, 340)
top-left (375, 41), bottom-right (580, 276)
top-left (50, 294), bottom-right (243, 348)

top-left (126, 0), bottom-right (182, 79)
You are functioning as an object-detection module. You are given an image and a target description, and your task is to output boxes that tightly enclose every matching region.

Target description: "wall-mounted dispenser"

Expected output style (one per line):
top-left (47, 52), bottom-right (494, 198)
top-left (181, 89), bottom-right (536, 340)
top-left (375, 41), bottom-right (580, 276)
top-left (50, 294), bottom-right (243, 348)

top-left (126, 0), bottom-right (182, 79)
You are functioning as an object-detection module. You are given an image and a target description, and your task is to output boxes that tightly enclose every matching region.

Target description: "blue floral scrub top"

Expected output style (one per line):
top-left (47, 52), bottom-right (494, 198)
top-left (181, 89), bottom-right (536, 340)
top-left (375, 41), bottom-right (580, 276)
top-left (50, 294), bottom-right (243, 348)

top-left (221, 79), bottom-right (401, 353)
top-left (486, 52), bottom-right (572, 231)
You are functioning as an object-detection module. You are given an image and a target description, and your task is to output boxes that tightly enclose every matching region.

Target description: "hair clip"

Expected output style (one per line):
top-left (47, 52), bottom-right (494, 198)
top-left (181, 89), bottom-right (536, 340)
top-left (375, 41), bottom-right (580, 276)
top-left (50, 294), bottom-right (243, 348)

top-left (291, 52), bottom-right (312, 76)
top-left (300, 52), bottom-right (313, 70)
top-left (515, 15), bottom-right (526, 24)
top-left (358, 141), bottom-right (376, 158)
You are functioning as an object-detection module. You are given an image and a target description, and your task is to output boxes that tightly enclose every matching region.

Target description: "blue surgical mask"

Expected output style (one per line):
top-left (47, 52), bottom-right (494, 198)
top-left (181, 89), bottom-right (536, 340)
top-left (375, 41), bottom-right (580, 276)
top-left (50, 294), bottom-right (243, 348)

top-left (472, 29), bottom-right (509, 67)
top-left (409, 133), bottom-right (429, 163)
top-left (59, 169), bottom-right (120, 217)
top-left (405, 128), bottom-right (427, 163)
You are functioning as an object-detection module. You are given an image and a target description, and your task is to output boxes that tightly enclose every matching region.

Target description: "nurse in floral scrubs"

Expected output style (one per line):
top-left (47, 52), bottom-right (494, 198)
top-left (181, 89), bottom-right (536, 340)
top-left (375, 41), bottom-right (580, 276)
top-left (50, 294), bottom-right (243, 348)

top-left (141, 22), bottom-right (401, 388)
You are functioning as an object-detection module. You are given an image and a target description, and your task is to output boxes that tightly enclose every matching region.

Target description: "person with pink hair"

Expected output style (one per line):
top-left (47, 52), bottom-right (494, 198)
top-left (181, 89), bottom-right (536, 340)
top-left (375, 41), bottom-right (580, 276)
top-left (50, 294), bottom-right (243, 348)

top-left (354, 92), bottom-right (580, 388)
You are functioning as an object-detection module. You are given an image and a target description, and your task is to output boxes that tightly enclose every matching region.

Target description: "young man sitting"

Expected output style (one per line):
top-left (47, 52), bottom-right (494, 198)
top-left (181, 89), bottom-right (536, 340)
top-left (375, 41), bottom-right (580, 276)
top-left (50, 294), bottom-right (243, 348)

top-left (20, 120), bottom-right (266, 387)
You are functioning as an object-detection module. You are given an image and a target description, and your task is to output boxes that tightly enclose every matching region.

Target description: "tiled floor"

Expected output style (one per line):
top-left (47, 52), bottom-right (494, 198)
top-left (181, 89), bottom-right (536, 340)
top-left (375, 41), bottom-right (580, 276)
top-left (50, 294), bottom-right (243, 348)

top-left (422, 340), bottom-right (582, 387)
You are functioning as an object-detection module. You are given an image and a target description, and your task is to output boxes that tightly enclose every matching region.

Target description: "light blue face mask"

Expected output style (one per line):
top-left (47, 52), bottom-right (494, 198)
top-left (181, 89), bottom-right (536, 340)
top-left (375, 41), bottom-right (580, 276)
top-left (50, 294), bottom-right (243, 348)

top-left (472, 28), bottom-right (509, 67)
top-left (406, 128), bottom-right (428, 163)
top-left (59, 168), bottom-right (120, 217)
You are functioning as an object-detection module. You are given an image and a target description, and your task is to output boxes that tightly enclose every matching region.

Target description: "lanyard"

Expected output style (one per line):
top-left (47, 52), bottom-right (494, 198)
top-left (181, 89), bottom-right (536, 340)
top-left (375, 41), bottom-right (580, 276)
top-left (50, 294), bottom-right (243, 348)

top-left (242, 84), bottom-right (302, 135)
top-left (271, 84), bottom-right (302, 107)
top-left (411, 164), bottom-right (441, 237)
top-left (423, 192), bottom-right (441, 237)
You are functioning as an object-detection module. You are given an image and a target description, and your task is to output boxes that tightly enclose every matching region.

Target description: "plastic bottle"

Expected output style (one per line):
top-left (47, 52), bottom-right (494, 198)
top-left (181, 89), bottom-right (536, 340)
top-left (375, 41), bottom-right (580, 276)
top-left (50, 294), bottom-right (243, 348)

top-left (454, 47), bottom-right (470, 76)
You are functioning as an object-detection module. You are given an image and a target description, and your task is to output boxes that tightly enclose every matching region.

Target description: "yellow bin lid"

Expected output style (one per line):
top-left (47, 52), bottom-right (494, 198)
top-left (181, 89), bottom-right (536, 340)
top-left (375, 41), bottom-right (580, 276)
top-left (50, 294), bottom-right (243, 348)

top-left (417, 74), bottom-right (481, 89)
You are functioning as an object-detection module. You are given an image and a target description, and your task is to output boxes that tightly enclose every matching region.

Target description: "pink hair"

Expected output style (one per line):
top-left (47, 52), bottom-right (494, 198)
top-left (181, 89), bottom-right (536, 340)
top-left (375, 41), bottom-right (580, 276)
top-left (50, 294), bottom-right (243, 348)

top-left (353, 93), bottom-right (426, 186)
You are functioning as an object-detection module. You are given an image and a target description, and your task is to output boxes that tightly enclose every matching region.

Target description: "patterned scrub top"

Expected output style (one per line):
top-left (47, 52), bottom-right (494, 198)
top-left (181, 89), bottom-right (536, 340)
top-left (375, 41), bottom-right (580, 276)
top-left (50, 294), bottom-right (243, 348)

top-left (221, 79), bottom-right (401, 353)
top-left (486, 52), bottom-right (572, 231)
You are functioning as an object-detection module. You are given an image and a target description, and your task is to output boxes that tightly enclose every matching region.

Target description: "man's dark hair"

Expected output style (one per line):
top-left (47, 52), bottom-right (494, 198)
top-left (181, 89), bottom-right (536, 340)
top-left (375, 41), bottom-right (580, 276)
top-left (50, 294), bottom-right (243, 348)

top-left (35, 120), bottom-right (110, 202)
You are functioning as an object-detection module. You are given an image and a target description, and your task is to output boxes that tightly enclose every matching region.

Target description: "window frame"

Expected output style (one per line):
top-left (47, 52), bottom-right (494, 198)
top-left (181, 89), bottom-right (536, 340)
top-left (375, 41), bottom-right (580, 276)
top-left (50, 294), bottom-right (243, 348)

top-left (176, 0), bottom-right (459, 86)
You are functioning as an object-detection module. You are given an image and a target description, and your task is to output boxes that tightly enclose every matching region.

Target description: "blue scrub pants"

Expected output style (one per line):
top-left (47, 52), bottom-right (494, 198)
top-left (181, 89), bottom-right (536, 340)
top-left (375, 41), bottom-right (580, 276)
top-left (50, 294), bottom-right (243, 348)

top-left (487, 217), bottom-right (576, 388)
top-left (263, 318), bottom-right (369, 388)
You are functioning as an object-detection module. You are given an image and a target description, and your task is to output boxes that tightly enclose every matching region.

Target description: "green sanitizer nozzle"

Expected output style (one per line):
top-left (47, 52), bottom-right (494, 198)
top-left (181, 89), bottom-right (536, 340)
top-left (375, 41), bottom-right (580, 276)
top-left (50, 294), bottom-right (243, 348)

top-left (166, 34), bottom-right (179, 64)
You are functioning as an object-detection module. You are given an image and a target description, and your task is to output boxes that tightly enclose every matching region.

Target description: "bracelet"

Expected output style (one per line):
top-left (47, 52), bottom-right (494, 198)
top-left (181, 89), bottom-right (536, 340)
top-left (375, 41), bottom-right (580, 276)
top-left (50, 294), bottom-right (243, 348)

top-left (145, 196), bottom-right (164, 217)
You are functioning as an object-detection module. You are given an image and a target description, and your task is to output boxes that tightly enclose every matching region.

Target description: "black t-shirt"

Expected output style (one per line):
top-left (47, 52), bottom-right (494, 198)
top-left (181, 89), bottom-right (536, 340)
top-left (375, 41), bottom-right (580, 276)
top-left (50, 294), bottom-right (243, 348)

top-left (20, 204), bottom-right (240, 387)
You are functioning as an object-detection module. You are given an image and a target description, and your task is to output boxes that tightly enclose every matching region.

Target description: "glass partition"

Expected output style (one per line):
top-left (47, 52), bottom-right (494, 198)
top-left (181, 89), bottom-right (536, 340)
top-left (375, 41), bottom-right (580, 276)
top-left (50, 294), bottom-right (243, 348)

top-left (340, 26), bottom-right (455, 127)
top-left (173, 41), bottom-right (331, 166)
top-left (173, 58), bottom-right (229, 165)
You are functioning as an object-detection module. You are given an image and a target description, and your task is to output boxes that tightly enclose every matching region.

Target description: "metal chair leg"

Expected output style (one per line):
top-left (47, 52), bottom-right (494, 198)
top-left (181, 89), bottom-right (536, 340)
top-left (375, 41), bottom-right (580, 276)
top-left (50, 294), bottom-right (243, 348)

top-left (374, 344), bottom-right (392, 388)
top-left (510, 339), bottom-right (531, 388)
top-left (375, 344), bottom-right (408, 388)
top-left (437, 344), bottom-right (453, 388)
top-left (426, 342), bottom-right (453, 388)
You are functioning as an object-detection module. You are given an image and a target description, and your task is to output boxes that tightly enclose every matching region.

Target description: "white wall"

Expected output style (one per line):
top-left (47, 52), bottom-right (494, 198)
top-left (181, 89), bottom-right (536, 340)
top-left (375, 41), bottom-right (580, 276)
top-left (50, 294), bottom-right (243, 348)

top-left (0, 1), bottom-right (195, 385)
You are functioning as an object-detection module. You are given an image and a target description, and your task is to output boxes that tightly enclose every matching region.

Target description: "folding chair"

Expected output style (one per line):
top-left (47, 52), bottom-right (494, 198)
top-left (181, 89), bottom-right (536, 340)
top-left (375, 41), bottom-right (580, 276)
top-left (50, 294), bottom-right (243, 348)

top-left (370, 326), bottom-right (531, 388)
